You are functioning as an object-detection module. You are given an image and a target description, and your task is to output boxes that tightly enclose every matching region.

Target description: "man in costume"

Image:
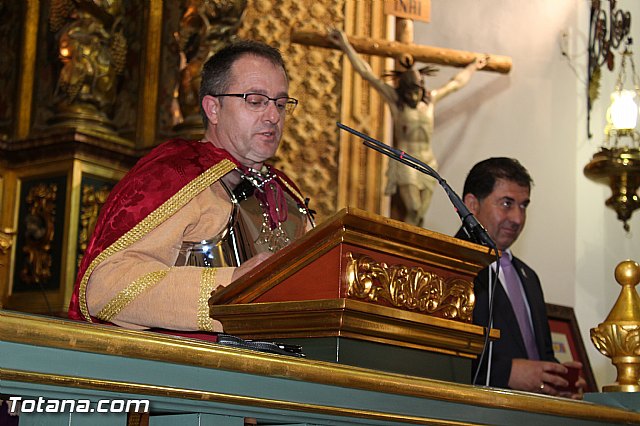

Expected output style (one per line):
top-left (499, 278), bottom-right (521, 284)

top-left (328, 28), bottom-right (486, 227)
top-left (69, 40), bottom-right (313, 335)
top-left (455, 158), bottom-right (584, 398)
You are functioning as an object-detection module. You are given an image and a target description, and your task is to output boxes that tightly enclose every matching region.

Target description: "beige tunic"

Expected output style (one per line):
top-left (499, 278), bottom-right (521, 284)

top-left (86, 183), bottom-right (234, 331)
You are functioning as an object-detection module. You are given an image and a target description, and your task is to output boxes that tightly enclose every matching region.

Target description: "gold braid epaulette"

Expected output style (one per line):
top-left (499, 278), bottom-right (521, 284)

top-left (78, 159), bottom-right (236, 322)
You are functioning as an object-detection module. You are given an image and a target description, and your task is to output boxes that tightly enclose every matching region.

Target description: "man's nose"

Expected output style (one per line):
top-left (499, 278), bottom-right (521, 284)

top-left (262, 101), bottom-right (281, 123)
top-left (509, 207), bottom-right (526, 225)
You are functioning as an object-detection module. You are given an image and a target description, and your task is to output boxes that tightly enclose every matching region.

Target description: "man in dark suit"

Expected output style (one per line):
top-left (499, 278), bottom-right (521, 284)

top-left (456, 157), bottom-right (584, 397)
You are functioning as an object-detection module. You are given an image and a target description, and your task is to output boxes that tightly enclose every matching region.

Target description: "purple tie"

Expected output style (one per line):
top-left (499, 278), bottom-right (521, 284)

top-left (500, 255), bottom-right (540, 360)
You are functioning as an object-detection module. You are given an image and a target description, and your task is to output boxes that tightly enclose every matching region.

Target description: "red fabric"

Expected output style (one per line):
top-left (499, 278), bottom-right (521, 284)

top-left (68, 138), bottom-right (309, 325)
top-left (68, 139), bottom-right (239, 321)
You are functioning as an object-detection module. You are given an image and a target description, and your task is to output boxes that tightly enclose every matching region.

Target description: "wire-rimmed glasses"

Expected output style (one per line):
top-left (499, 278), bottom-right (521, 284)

top-left (211, 93), bottom-right (298, 114)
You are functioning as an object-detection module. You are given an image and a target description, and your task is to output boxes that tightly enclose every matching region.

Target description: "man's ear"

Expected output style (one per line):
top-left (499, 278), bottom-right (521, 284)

top-left (201, 95), bottom-right (219, 125)
top-left (463, 193), bottom-right (480, 215)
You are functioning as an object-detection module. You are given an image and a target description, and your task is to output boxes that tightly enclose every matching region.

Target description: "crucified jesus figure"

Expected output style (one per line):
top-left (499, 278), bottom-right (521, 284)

top-left (328, 28), bottom-right (487, 227)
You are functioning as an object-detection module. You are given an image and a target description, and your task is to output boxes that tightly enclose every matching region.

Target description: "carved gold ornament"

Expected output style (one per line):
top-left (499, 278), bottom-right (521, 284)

top-left (345, 252), bottom-right (474, 322)
top-left (591, 259), bottom-right (640, 392)
top-left (77, 184), bottom-right (111, 267)
top-left (49, 0), bottom-right (127, 134)
top-left (174, 0), bottom-right (248, 134)
top-left (19, 183), bottom-right (57, 285)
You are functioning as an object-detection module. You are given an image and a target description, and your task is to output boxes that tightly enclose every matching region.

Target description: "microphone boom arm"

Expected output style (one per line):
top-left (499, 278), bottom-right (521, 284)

top-left (337, 122), bottom-right (497, 251)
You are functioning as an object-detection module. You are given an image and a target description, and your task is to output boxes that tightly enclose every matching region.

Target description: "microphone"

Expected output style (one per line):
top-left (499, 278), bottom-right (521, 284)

top-left (336, 122), bottom-right (497, 251)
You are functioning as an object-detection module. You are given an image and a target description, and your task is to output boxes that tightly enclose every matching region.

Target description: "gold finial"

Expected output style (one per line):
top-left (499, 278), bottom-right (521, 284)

top-left (591, 259), bottom-right (640, 392)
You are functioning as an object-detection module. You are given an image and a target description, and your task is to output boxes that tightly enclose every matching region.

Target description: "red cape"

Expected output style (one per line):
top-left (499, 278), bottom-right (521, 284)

top-left (68, 139), bottom-right (239, 321)
top-left (68, 138), bottom-right (308, 323)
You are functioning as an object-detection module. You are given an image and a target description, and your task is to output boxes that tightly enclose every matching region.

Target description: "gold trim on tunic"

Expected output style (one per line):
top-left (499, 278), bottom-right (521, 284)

top-left (96, 269), bottom-right (170, 322)
top-left (78, 159), bottom-right (237, 322)
top-left (198, 268), bottom-right (218, 331)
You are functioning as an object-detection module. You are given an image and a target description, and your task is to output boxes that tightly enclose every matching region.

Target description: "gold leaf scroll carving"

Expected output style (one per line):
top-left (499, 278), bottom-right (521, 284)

top-left (77, 184), bottom-right (111, 267)
top-left (20, 184), bottom-right (58, 285)
top-left (345, 252), bottom-right (475, 322)
top-left (591, 323), bottom-right (640, 358)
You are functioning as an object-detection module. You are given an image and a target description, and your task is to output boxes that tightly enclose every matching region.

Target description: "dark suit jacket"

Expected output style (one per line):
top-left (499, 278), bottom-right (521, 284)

top-left (455, 228), bottom-right (556, 388)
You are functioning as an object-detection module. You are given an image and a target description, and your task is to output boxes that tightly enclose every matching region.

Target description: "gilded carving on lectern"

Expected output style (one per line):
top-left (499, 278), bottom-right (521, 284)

top-left (48, 0), bottom-right (127, 135)
top-left (173, 0), bottom-right (247, 135)
top-left (19, 184), bottom-right (58, 286)
top-left (345, 252), bottom-right (475, 322)
top-left (77, 183), bottom-right (111, 267)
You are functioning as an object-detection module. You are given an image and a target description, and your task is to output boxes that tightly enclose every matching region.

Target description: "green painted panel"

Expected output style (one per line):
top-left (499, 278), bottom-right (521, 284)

top-left (150, 413), bottom-right (245, 426)
top-left (1, 337), bottom-right (632, 426)
top-left (19, 411), bottom-right (125, 426)
top-left (279, 337), bottom-right (471, 383)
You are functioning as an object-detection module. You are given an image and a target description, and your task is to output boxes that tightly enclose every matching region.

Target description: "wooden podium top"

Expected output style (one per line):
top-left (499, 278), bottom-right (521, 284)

top-left (209, 207), bottom-right (498, 367)
top-left (209, 208), bottom-right (499, 368)
top-left (209, 207), bottom-right (494, 315)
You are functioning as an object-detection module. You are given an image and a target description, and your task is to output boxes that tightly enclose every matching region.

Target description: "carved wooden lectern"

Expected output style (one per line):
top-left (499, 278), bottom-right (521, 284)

top-left (209, 207), bottom-right (498, 383)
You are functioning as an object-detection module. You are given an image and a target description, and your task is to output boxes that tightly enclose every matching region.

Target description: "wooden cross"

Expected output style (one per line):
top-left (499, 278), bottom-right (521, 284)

top-left (291, 18), bottom-right (511, 74)
top-left (290, 3), bottom-right (511, 223)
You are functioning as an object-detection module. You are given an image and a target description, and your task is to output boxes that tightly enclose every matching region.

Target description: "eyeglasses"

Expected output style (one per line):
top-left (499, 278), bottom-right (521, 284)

top-left (211, 93), bottom-right (298, 114)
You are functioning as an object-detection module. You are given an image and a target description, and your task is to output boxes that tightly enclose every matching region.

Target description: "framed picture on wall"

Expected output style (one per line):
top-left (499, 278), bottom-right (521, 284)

top-left (546, 303), bottom-right (598, 392)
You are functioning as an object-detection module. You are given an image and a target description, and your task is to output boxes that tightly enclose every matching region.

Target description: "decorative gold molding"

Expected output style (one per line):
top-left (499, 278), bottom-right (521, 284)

top-left (0, 367), bottom-right (476, 426)
top-left (336, 2), bottom-right (388, 215)
top-left (211, 299), bottom-right (491, 358)
top-left (1, 310), bottom-right (639, 424)
top-left (16, 0), bottom-right (39, 139)
top-left (138, 0), bottom-right (163, 148)
top-left (346, 252), bottom-right (474, 322)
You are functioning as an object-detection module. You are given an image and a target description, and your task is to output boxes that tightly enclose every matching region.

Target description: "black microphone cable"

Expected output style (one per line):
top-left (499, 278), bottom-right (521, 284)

top-left (471, 250), bottom-right (500, 386)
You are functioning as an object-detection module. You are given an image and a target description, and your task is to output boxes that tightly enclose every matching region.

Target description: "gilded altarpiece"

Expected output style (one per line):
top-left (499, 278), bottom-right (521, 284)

top-left (0, 0), bottom-right (388, 314)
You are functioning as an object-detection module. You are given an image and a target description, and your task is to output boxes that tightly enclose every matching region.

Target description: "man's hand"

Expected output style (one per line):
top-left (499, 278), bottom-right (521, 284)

top-left (508, 359), bottom-right (570, 396)
top-left (557, 361), bottom-right (586, 400)
top-left (231, 252), bottom-right (273, 281)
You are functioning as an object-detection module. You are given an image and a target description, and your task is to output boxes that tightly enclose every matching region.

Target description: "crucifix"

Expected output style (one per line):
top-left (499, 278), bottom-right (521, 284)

top-left (291, 3), bottom-right (511, 227)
